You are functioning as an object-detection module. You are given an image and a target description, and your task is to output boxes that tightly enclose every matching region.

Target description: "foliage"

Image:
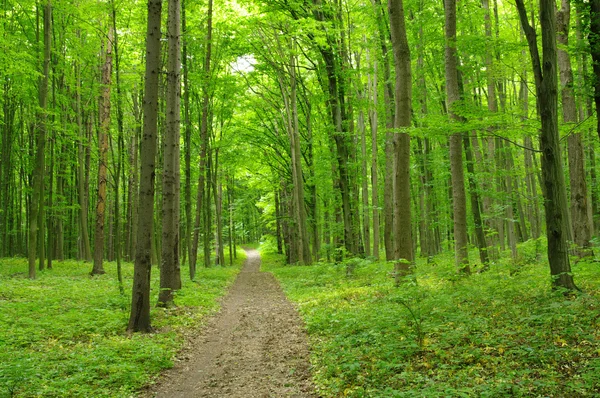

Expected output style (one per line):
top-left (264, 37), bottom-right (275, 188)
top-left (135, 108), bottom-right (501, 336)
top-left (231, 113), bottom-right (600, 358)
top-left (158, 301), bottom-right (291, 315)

top-left (262, 246), bottom-right (600, 397)
top-left (0, 252), bottom-right (245, 397)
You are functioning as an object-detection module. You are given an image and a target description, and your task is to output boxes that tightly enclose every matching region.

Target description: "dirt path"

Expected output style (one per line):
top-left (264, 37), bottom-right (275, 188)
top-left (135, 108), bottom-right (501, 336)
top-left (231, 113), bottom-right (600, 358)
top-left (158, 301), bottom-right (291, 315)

top-left (145, 249), bottom-right (316, 398)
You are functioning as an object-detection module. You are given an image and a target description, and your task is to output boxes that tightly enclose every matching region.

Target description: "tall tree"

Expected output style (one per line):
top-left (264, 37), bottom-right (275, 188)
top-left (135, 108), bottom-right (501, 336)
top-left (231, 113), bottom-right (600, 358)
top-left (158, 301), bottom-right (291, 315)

top-left (128, 0), bottom-right (162, 332)
top-left (557, 0), bottom-right (593, 257)
top-left (388, 0), bottom-right (413, 280)
top-left (516, 0), bottom-right (577, 290)
top-left (368, 53), bottom-right (380, 260)
top-left (191, 0), bottom-right (213, 273)
top-left (91, 13), bottom-right (113, 276)
top-left (589, 0), bottom-right (600, 141)
top-left (29, 0), bottom-right (51, 279)
top-left (182, 0), bottom-right (193, 277)
top-left (445, 0), bottom-right (470, 273)
top-left (158, 0), bottom-right (182, 307)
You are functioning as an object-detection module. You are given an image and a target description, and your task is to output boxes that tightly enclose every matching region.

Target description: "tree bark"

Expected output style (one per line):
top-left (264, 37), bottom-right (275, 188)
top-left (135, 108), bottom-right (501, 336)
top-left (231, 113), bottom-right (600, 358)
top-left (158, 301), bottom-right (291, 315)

top-left (91, 15), bottom-right (112, 276)
top-left (158, 0), bottom-right (182, 307)
top-left (182, 0), bottom-right (194, 277)
top-left (191, 0), bottom-right (213, 273)
top-left (388, 0), bottom-right (413, 281)
top-left (29, 0), bottom-right (51, 279)
top-left (373, 0), bottom-right (396, 261)
top-left (589, 0), bottom-right (600, 141)
top-left (128, 0), bottom-right (162, 332)
top-left (516, 0), bottom-right (577, 290)
top-left (557, 0), bottom-right (592, 257)
top-left (368, 53), bottom-right (380, 260)
top-left (445, 0), bottom-right (470, 273)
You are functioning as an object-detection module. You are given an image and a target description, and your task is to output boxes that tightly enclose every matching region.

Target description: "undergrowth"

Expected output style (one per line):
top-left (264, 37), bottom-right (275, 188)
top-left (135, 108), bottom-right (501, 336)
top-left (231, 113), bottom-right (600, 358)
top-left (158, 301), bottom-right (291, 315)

top-left (0, 250), bottom-right (244, 397)
top-left (261, 241), bottom-right (600, 397)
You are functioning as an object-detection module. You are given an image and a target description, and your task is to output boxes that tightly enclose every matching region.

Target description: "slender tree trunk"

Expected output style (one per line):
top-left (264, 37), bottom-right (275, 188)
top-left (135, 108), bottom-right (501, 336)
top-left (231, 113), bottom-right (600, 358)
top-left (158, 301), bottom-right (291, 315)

top-left (388, 0), bottom-right (413, 281)
top-left (589, 0), bottom-right (600, 141)
top-left (182, 0), bottom-right (194, 277)
top-left (463, 133), bottom-right (489, 266)
top-left (288, 47), bottom-right (311, 264)
top-left (557, 0), bottom-right (592, 256)
top-left (445, 0), bottom-right (470, 273)
top-left (92, 19), bottom-right (113, 276)
top-left (373, 0), bottom-right (396, 261)
top-left (29, 0), bottom-right (51, 279)
top-left (159, 0), bottom-right (182, 307)
top-left (128, 0), bottom-right (162, 332)
top-left (191, 0), bottom-right (213, 273)
top-left (358, 82), bottom-right (371, 258)
top-left (368, 53), bottom-right (380, 260)
top-left (112, 6), bottom-right (125, 294)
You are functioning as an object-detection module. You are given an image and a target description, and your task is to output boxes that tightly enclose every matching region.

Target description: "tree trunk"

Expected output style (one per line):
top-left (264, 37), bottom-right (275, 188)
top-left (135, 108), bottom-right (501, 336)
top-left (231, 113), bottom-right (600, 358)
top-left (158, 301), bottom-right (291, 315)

top-left (91, 18), bottom-right (112, 276)
top-left (445, 0), bottom-right (470, 273)
top-left (191, 0), bottom-right (213, 273)
top-left (182, 0), bottom-right (193, 277)
top-left (359, 83), bottom-right (371, 258)
top-left (128, 0), bottom-right (162, 332)
top-left (368, 53), bottom-right (380, 260)
top-left (29, 0), bottom-right (51, 279)
top-left (463, 133), bottom-right (489, 267)
top-left (373, 0), bottom-right (396, 261)
top-left (589, 0), bottom-right (600, 141)
top-left (388, 0), bottom-right (413, 282)
top-left (516, 0), bottom-right (577, 290)
top-left (158, 0), bottom-right (182, 307)
top-left (557, 0), bottom-right (592, 257)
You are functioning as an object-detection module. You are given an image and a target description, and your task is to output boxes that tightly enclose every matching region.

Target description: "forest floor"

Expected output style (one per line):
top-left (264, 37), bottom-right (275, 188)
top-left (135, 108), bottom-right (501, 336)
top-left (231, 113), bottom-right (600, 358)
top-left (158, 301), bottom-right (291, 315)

top-left (144, 249), bottom-right (316, 398)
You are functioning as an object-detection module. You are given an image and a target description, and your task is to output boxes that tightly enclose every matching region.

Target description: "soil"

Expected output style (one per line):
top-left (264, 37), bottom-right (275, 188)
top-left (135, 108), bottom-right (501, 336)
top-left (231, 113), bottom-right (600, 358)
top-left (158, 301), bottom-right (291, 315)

top-left (144, 249), bottom-right (317, 398)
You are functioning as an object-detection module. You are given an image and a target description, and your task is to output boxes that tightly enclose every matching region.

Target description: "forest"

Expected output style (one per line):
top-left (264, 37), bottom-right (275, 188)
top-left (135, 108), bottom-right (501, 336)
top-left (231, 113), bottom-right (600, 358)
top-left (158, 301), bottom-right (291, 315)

top-left (1, 0), bottom-right (600, 396)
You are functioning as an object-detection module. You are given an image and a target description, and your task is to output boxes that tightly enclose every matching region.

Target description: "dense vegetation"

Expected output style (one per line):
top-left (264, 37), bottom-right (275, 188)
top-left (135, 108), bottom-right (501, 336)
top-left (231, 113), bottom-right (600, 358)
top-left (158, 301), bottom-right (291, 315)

top-left (262, 242), bottom-right (600, 397)
top-left (0, 251), bottom-right (243, 397)
top-left (2, 0), bottom-right (600, 395)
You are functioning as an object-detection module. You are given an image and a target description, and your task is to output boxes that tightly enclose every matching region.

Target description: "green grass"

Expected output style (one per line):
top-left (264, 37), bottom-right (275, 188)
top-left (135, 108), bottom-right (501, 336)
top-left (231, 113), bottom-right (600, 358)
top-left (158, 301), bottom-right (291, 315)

top-left (261, 242), bottom-right (600, 397)
top-left (0, 249), bottom-right (245, 398)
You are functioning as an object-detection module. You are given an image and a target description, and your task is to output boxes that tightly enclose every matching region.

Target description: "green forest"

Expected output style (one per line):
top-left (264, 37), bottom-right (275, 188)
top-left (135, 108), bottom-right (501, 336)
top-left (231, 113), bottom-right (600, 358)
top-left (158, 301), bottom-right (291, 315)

top-left (1, 0), bottom-right (600, 396)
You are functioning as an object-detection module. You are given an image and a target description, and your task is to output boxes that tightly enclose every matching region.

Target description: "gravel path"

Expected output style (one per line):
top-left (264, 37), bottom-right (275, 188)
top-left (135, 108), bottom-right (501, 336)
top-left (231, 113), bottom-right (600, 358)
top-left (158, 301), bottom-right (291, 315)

top-left (146, 249), bottom-right (316, 397)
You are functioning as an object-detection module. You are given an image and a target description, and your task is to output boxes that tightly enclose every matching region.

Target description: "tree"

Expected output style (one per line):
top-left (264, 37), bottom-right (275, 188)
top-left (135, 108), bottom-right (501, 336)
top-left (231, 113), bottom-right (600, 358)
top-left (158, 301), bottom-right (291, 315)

top-left (128, 0), bottom-right (162, 332)
top-left (388, 0), bottom-right (413, 280)
top-left (516, 0), bottom-right (577, 290)
top-left (557, 0), bottom-right (593, 257)
top-left (158, 0), bottom-right (182, 307)
top-left (91, 11), bottom-right (113, 276)
top-left (191, 0), bottom-right (213, 273)
top-left (29, 0), bottom-right (52, 279)
top-left (444, 0), bottom-right (470, 274)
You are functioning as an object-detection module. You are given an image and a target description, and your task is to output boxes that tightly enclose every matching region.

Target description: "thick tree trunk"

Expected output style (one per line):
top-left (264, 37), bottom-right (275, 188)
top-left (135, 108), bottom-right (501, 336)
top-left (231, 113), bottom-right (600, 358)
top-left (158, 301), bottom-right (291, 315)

top-left (516, 0), bottom-right (577, 290)
top-left (445, 0), bottom-right (470, 273)
top-left (388, 0), bottom-right (413, 281)
top-left (128, 0), bottom-right (162, 332)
